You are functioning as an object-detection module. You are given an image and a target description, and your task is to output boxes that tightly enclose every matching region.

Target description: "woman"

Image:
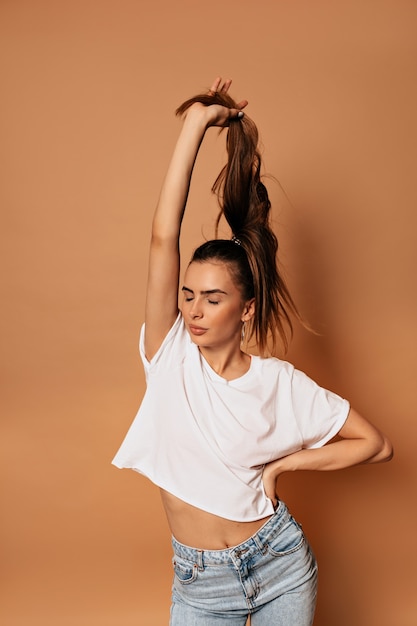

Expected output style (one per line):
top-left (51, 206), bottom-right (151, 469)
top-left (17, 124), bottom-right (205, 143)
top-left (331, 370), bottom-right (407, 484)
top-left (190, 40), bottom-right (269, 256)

top-left (113, 78), bottom-right (393, 625)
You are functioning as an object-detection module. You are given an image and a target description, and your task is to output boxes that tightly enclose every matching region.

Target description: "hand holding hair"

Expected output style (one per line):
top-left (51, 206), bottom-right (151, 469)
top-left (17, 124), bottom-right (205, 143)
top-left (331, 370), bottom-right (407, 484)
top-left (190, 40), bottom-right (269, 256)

top-left (176, 77), bottom-right (248, 128)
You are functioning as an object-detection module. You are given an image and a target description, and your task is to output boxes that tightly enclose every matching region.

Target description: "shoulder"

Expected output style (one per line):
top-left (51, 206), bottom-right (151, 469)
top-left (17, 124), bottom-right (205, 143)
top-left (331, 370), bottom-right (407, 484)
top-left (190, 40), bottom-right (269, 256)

top-left (139, 312), bottom-right (191, 373)
top-left (253, 354), bottom-right (295, 377)
top-left (252, 355), bottom-right (326, 393)
top-left (247, 355), bottom-right (295, 392)
top-left (255, 355), bottom-right (329, 384)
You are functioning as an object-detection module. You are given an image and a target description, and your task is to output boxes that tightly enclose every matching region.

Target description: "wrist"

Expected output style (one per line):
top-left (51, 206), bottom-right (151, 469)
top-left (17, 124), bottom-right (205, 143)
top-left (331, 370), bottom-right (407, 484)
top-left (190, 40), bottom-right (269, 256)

top-left (264, 458), bottom-right (284, 482)
top-left (267, 453), bottom-right (299, 477)
top-left (182, 105), bottom-right (211, 132)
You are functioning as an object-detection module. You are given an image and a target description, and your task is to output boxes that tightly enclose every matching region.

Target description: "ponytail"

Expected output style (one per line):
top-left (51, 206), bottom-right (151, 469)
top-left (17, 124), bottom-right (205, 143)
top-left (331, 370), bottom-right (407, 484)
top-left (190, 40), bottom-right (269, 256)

top-left (176, 89), bottom-right (302, 355)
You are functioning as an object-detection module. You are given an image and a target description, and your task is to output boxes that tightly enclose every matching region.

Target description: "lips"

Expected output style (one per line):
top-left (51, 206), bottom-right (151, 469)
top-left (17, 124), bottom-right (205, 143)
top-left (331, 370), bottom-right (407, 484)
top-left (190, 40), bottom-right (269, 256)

top-left (188, 325), bottom-right (208, 336)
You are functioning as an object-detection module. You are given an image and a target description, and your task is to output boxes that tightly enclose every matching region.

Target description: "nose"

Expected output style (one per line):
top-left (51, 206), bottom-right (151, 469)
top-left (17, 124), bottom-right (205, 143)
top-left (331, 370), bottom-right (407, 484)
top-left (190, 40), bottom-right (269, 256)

top-left (189, 299), bottom-right (203, 319)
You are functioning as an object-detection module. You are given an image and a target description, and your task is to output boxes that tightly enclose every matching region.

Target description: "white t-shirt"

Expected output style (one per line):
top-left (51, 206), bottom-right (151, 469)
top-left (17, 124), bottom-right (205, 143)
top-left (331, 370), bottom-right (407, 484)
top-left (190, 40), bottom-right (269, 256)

top-left (112, 313), bottom-right (350, 522)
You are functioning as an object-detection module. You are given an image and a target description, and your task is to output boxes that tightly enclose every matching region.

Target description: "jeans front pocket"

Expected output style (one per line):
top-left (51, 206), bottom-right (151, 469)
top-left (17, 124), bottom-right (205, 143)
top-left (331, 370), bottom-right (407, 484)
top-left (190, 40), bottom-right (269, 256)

top-left (173, 557), bottom-right (198, 585)
top-left (266, 517), bottom-right (305, 557)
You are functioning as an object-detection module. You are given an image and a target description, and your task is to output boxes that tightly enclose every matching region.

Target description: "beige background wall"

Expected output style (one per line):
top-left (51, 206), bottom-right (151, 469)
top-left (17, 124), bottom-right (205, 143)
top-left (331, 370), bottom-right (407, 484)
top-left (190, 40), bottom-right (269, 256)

top-left (1, 1), bottom-right (416, 624)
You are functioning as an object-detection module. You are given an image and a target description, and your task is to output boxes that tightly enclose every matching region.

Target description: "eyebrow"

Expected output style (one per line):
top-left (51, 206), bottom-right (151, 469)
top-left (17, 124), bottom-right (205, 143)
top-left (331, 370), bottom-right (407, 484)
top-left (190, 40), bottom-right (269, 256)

top-left (181, 286), bottom-right (228, 296)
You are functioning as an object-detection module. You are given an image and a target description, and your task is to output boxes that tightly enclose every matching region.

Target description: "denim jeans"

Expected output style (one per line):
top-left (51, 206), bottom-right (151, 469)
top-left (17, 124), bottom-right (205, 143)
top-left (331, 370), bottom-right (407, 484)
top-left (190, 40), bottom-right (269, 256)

top-left (170, 501), bottom-right (317, 625)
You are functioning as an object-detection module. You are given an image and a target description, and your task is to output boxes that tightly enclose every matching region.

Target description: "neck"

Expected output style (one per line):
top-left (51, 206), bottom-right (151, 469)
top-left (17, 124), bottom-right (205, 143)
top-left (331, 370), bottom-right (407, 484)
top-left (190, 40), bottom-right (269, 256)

top-left (198, 344), bottom-right (251, 381)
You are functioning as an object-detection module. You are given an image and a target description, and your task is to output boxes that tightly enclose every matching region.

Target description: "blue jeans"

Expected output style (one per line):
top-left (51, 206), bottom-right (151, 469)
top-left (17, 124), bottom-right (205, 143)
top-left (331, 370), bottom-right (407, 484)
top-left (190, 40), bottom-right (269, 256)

top-left (170, 501), bottom-right (317, 625)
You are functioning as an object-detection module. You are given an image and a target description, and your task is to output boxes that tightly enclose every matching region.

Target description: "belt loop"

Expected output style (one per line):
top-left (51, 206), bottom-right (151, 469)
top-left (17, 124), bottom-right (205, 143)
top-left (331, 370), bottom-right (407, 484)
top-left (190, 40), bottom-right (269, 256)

top-left (253, 533), bottom-right (268, 554)
top-left (196, 549), bottom-right (204, 571)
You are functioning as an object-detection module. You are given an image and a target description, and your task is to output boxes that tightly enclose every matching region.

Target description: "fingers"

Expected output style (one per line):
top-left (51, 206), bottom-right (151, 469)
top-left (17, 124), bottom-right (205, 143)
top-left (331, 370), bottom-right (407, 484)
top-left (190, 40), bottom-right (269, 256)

top-left (208, 76), bottom-right (232, 95)
top-left (205, 77), bottom-right (248, 125)
top-left (208, 78), bottom-right (248, 119)
top-left (208, 76), bottom-right (222, 95)
top-left (220, 78), bottom-right (232, 93)
top-left (236, 99), bottom-right (248, 110)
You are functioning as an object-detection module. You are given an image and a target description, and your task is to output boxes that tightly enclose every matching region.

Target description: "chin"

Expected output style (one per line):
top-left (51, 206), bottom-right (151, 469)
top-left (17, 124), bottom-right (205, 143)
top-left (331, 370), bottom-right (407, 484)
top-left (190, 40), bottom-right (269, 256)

top-left (188, 334), bottom-right (209, 347)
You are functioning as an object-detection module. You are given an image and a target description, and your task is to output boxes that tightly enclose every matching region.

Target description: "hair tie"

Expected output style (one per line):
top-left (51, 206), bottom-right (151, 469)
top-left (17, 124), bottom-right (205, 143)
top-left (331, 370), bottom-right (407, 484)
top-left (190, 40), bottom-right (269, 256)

top-left (231, 235), bottom-right (242, 246)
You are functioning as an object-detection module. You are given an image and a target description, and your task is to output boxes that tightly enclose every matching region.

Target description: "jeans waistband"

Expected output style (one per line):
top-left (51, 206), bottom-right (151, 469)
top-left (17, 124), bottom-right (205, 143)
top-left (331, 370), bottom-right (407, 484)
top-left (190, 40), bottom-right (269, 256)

top-left (172, 501), bottom-right (291, 567)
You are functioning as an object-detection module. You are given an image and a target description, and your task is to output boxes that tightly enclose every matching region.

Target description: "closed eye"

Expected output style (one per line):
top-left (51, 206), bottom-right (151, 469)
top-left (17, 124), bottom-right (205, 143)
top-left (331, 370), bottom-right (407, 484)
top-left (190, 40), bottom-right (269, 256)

top-left (181, 285), bottom-right (227, 304)
top-left (181, 287), bottom-right (194, 302)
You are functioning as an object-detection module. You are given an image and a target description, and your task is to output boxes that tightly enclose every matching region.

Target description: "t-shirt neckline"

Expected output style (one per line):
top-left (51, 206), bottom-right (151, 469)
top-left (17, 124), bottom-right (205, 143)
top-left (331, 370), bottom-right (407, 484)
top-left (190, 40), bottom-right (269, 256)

top-left (199, 351), bottom-right (254, 386)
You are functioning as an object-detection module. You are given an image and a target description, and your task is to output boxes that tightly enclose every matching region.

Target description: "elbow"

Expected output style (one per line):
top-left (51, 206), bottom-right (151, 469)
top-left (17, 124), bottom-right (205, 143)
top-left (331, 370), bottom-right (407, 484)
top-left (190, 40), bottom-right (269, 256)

top-left (150, 231), bottom-right (178, 247)
top-left (372, 434), bottom-right (394, 464)
top-left (380, 436), bottom-right (394, 462)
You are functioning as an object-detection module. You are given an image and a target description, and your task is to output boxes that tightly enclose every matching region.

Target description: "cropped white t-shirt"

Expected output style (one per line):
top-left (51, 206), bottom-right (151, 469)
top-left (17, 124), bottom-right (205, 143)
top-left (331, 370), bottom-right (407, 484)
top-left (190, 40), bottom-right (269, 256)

top-left (112, 313), bottom-right (350, 522)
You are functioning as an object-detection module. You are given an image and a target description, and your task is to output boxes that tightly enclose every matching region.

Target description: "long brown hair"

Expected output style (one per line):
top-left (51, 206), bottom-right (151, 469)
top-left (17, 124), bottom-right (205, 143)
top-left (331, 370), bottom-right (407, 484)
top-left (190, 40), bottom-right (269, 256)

top-left (176, 89), bottom-right (302, 355)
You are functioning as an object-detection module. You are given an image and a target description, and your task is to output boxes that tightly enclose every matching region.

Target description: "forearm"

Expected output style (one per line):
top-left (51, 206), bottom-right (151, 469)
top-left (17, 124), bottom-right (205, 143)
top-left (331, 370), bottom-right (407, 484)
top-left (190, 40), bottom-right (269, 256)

top-left (268, 434), bottom-right (391, 478)
top-left (152, 109), bottom-right (209, 241)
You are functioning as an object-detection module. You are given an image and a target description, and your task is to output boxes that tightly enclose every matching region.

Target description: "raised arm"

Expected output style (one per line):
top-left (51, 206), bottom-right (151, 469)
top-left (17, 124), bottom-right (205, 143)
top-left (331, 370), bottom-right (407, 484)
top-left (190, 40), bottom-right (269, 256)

top-left (144, 78), bottom-right (247, 360)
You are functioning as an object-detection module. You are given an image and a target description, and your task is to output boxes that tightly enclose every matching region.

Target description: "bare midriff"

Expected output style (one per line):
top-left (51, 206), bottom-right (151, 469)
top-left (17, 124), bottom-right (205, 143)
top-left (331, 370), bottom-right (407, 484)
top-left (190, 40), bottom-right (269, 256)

top-left (160, 489), bottom-right (273, 550)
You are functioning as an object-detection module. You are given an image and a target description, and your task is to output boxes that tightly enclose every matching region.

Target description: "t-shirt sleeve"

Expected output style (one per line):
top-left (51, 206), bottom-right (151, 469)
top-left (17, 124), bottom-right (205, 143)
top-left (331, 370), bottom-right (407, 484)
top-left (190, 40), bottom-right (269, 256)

top-left (290, 367), bottom-right (350, 448)
top-left (139, 312), bottom-right (187, 377)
